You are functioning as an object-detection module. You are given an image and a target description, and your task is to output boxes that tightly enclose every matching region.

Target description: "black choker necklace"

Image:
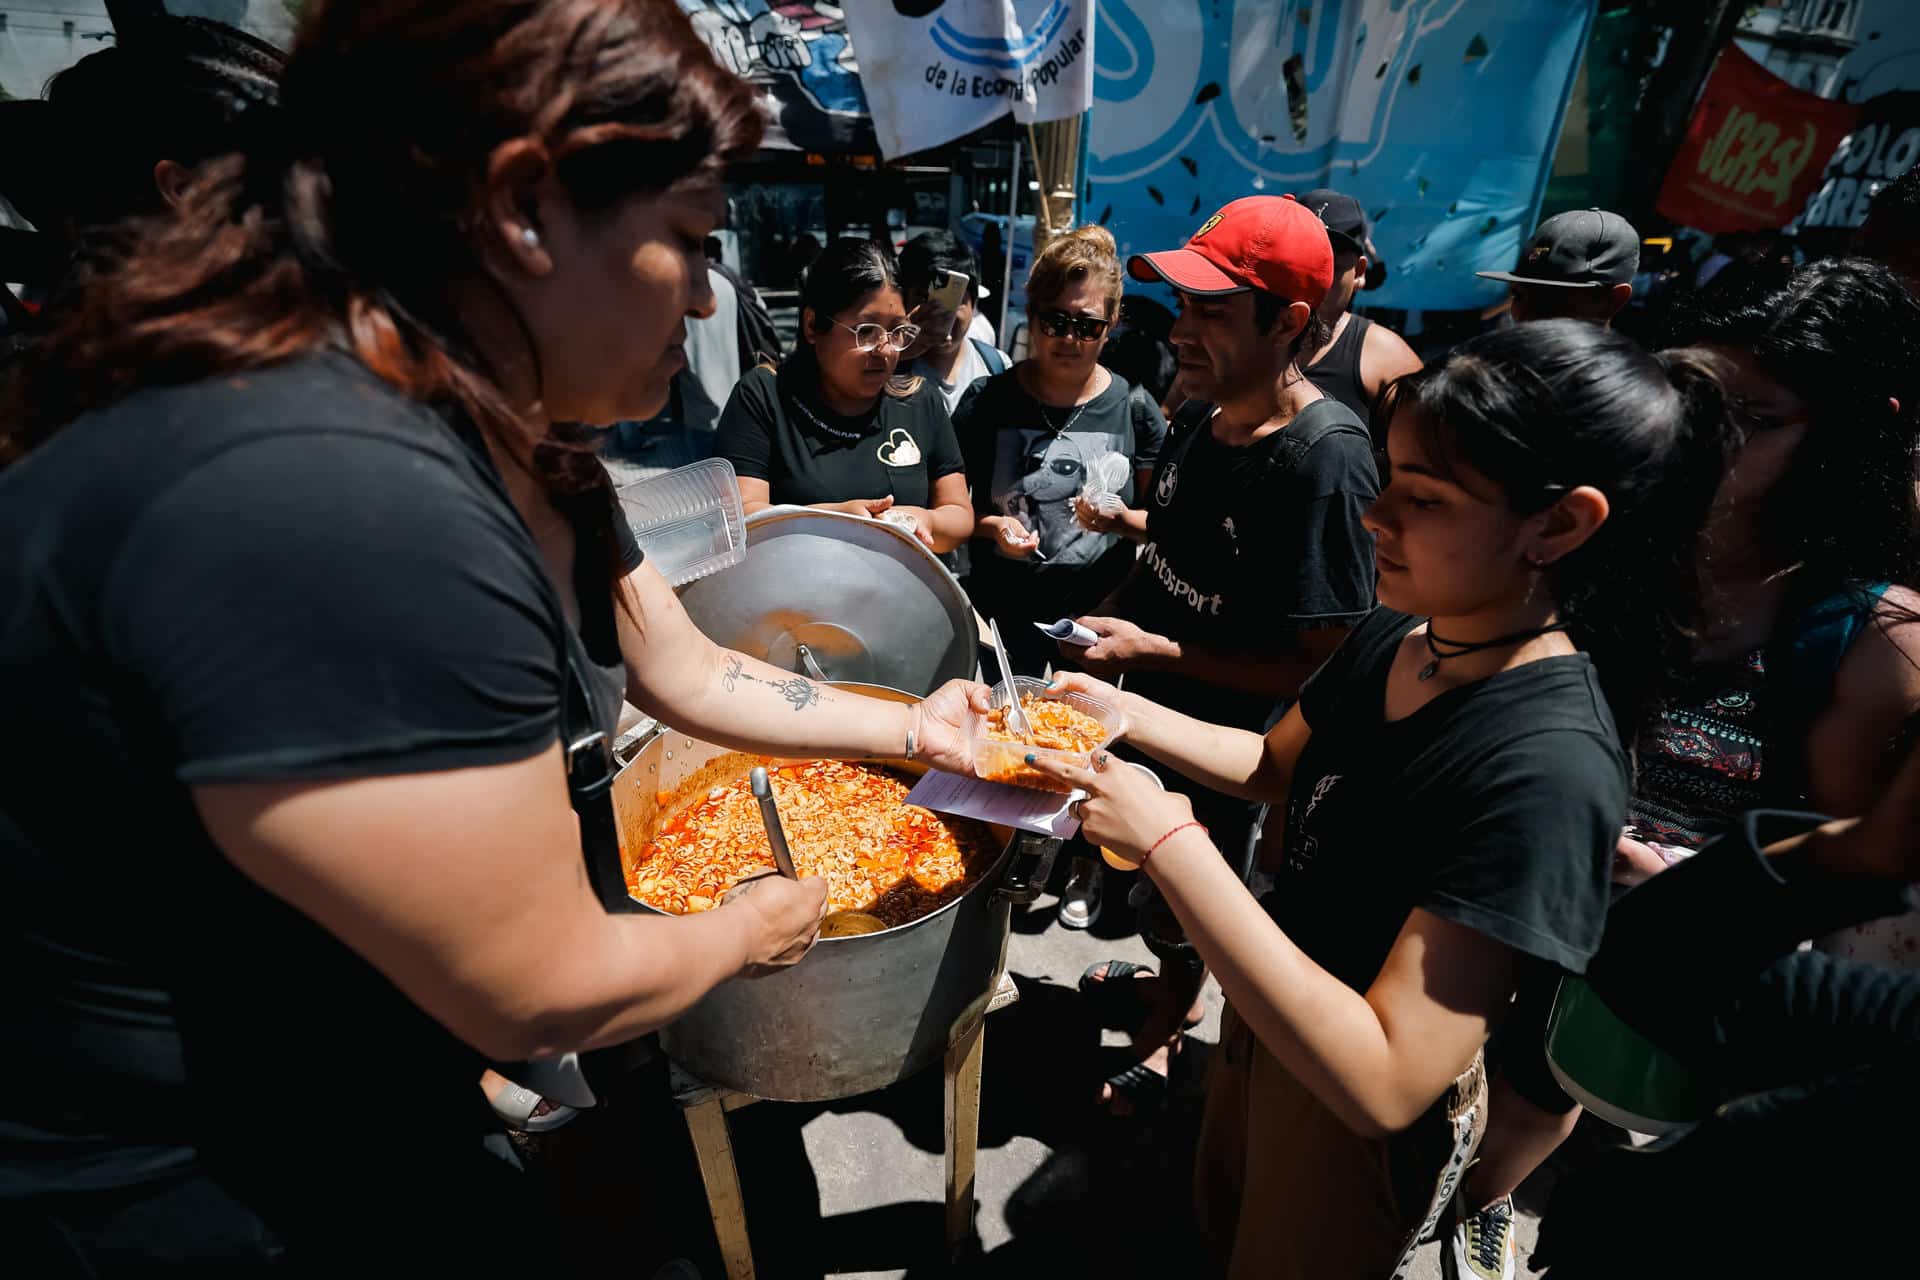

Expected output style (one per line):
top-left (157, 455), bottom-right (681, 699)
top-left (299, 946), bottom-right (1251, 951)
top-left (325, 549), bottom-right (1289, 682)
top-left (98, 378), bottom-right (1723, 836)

top-left (1419, 620), bottom-right (1570, 681)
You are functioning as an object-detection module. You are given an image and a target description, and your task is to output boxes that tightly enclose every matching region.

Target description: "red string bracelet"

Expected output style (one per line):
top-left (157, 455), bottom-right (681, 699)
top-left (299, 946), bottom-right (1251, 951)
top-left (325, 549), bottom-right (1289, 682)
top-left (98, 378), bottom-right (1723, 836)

top-left (1144, 820), bottom-right (1208, 864)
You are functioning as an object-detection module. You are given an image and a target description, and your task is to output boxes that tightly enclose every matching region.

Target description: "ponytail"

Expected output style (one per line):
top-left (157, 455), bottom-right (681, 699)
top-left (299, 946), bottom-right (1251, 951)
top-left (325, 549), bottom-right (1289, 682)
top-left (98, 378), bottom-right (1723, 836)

top-left (1558, 346), bottom-right (1737, 743)
top-left (1387, 321), bottom-right (1741, 752)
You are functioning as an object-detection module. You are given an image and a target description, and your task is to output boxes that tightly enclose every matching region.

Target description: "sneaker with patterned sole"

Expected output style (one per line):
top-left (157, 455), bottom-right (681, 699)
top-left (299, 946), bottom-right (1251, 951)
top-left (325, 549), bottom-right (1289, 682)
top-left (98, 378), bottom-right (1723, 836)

top-left (1447, 1195), bottom-right (1517, 1280)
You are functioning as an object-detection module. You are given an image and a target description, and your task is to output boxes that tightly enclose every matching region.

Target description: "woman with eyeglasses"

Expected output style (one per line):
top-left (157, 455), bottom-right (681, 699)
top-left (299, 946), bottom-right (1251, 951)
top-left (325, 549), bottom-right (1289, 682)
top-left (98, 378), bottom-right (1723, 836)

top-left (952, 226), bottom-right (1169, 678)
top-left (716, 236), bottom-right (972, 551)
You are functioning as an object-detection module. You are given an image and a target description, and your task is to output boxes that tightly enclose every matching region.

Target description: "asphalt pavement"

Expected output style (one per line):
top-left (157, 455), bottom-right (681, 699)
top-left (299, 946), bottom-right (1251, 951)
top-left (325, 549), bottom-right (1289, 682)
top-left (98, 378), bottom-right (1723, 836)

top-left (515, 862), bottom-right (1614, 1279)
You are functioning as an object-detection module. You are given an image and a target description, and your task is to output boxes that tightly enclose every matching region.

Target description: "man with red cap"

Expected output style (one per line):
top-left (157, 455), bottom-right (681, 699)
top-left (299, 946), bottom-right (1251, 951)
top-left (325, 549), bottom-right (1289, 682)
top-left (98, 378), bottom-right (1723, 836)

top-left (1064, 195), bottom-right (1380, 1114)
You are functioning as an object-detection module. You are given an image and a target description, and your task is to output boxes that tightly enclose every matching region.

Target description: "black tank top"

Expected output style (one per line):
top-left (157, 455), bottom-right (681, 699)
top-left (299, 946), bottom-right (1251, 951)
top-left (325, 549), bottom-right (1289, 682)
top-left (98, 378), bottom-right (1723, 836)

top-left (1305, 313), bottom-right (1376, 442)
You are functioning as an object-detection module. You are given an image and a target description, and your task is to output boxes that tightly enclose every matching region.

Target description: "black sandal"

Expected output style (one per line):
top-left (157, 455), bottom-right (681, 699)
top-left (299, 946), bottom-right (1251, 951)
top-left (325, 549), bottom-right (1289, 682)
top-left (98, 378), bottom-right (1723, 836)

top-left (1079, 959), bottom-right (1206, 1035)
top-left (1078, 959), bottom-right (1156, 1031)
top-left (1100, 1060), bottom-right (1169, 1115)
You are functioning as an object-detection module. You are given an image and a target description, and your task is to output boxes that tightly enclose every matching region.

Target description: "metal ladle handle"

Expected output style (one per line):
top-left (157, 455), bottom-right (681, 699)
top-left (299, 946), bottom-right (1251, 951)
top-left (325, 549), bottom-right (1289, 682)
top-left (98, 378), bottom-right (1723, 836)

top-left (794, 643), bottom-right (828, 682)
top-left (748, 766), bottom-right (886, 938)
top-left (748, 766), bottom-right (799, 880)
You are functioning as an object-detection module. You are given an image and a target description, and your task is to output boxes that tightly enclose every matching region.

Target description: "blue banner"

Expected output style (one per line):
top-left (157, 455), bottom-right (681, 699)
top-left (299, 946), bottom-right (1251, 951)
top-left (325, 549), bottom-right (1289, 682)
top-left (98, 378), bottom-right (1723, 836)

top-left (1087, 0), bottom-right (1599, 312)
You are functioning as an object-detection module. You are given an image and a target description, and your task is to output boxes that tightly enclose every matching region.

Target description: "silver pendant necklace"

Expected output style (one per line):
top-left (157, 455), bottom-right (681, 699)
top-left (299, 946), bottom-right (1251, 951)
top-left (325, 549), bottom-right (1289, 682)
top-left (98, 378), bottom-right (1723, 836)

top-left (1030, 366), bottom-right (1101, 436)
top-left (1038, 398), bottom-right (1089, 436)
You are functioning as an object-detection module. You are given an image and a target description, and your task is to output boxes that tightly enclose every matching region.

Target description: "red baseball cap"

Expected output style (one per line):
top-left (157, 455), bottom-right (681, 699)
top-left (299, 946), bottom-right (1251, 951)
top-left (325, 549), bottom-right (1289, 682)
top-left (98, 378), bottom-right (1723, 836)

top-left (1127, 195), bottom-right (1334, 308)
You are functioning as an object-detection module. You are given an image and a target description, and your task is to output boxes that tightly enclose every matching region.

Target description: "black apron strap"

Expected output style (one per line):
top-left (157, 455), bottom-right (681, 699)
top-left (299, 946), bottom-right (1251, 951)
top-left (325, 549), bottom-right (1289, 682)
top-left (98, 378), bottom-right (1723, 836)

top-left (559, 627), bottom-right (634, 915)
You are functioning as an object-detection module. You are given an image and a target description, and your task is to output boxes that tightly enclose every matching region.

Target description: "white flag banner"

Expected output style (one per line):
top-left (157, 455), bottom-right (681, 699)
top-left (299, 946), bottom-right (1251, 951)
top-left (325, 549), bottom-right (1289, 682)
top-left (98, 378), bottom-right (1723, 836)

top-left (843, 0), bottom-right (1094, 159)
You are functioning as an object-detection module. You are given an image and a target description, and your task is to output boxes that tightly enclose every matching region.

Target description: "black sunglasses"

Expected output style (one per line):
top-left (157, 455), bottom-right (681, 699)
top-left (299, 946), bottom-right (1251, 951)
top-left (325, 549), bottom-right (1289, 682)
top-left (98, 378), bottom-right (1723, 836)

top-left (1037, 309), bottom-right (1110, 342)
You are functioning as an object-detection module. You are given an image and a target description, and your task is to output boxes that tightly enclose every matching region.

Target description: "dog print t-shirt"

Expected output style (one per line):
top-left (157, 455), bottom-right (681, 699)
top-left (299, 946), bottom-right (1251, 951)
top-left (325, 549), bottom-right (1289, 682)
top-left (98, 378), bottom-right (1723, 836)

top-left (716, 362), bottom-right (964, 511)
top-left (954, 369), bottom-right (1167, 571)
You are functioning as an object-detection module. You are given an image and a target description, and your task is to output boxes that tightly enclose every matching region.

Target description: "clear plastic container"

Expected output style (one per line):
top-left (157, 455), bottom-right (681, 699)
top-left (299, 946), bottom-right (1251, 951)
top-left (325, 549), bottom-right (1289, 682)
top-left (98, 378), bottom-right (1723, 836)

top-left (616, 458), bottom-right (747, 588)
top-left (970, 676), bottom-right (1122, 792)
top-left (1079, 451), bottom-right (1130, 517)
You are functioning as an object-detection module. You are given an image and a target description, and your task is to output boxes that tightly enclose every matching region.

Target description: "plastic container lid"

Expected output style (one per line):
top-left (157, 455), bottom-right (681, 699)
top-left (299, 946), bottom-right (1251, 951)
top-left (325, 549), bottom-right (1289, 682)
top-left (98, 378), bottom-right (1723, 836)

top-left (970, 676), bottom-right (1121, 793)
top-left (616, 458), bottom-right (747, 588)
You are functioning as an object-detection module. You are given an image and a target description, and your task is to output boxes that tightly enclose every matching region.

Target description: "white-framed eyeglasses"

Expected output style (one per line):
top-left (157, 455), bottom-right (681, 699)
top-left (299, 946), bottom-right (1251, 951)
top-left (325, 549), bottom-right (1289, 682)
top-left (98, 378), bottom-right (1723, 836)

top-left (833, 319), bottom-right (921, 352)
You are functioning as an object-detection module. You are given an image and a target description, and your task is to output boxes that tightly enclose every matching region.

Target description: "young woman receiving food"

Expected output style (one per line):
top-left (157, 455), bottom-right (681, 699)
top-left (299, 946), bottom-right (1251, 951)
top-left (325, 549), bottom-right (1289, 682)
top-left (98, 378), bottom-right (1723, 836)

top-left (0, 3), bottom-right (985, 1270)
top-left (1024, 320), bottom-right (1739, 1278)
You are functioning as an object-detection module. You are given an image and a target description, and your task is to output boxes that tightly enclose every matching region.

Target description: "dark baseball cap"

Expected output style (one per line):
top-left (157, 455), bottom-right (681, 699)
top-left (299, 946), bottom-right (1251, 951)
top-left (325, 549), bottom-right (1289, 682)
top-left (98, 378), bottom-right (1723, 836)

top-left (1297, 187), bottom-right (1387, 289)
top-left (1478, 208), bottom-right (1640, 289)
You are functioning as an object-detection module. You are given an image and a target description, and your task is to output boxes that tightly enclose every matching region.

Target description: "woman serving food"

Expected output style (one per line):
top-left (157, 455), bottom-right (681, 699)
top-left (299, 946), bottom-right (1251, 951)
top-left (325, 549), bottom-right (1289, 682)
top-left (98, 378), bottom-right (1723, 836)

top-left (0, 3), bottom-right (984, 1271)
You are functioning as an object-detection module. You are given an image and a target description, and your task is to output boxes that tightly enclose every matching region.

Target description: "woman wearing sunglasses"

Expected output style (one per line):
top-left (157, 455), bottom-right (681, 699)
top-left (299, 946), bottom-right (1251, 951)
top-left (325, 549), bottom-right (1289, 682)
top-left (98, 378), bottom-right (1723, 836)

top-left (716, 236), bottom-right (972, 551)
top-left (952, 226), bottom-right (1169, 680)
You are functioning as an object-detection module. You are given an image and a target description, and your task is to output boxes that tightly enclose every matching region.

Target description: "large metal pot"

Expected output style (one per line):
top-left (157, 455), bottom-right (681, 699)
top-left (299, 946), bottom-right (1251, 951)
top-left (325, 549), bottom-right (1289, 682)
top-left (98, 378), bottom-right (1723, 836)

top-left (608, 684), bottom-right (1056, 1102)
top-left (676, 507), bottom-right (976, 695)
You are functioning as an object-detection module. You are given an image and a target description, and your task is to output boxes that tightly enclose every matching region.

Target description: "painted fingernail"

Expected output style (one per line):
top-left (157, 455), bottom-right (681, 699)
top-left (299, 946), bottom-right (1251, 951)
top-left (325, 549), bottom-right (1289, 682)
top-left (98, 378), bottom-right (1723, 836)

top-left (1024, 753), bottom-right (1037, 765)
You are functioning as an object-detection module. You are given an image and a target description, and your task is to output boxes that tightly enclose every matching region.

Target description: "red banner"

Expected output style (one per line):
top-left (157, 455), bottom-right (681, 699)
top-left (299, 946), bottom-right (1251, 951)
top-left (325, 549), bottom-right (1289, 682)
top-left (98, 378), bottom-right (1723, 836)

top-left (1656, 44), bottom-right (1859, 233)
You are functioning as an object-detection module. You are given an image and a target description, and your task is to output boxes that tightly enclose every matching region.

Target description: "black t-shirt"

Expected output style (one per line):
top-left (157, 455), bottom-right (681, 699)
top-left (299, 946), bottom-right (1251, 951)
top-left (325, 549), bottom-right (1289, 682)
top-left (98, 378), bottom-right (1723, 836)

top-left (0, 353), bottom-right (636, 1248)
top-left (1116, 398), bottom-right (1378, 729)
top-left (714, 358), bottom-right (964, 510)
top-left (954, 368), bottom-right (1167, 636)
top-left (1267, 608), bottom-right (1625, 992)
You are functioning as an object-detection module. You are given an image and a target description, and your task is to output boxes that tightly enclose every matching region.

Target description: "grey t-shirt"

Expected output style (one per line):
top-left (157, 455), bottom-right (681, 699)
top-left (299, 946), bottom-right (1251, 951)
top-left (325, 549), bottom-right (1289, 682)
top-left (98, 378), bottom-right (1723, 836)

top-left (955, 368), bottom-right (1168, 571)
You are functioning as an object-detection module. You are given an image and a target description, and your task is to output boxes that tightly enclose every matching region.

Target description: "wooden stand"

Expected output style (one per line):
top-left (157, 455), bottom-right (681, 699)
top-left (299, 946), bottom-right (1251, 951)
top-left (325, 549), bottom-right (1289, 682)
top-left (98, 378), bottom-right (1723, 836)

top-left (671, 970), bottom-right (1021, 1278)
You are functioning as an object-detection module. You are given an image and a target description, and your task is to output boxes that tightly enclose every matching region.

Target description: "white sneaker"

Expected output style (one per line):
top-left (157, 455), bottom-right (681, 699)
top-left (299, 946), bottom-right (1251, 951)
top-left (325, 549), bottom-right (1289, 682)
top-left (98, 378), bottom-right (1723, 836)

top-left (1446, 1195), bottom-right (1517, 1280)
top-left (1057, 859), bottom-right (1103, 929)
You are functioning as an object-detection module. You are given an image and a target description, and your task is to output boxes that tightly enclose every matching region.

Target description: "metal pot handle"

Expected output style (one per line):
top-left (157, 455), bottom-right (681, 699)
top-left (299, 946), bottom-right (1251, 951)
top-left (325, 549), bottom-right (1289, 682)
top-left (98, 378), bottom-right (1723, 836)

top-left (994, 830), bottom-right (1061, 905)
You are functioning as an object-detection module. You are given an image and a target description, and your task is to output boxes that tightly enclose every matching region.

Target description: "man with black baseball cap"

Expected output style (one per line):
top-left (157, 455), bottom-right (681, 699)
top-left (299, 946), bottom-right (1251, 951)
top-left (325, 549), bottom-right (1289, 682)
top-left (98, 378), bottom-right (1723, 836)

top-left (1478, 207), bottom-right (1640, 326)
top-left (1297, 188), bottom-right (1422, 441)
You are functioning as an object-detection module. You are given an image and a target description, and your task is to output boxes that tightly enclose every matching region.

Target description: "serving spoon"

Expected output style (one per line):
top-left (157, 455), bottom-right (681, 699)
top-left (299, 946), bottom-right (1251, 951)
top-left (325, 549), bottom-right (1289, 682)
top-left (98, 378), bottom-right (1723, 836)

top-left (986, 618), bottom-right (1034, 743)
top-left (748, 766), bottom-right (886, 938)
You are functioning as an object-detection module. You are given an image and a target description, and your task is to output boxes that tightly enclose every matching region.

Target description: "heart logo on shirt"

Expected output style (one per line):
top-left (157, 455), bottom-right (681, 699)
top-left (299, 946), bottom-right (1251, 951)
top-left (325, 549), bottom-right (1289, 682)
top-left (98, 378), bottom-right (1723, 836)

top-left (876, 428), bottom-right (922, 468)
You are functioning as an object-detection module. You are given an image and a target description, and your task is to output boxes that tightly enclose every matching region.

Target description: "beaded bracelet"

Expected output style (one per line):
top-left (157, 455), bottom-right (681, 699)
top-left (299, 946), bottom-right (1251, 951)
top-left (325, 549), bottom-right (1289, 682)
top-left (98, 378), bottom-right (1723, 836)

top-left (1144, 820), bottom-right (1209, 863)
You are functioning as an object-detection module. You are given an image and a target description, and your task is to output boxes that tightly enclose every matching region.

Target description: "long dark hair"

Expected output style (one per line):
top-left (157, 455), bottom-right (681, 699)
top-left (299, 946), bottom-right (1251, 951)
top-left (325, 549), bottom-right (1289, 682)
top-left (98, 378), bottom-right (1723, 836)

top-left (1663, 256), bottom-right (1920, 598)
top-left (1379, 319), bottom-right (1736, 739)
top-left (1, 0), bottom-right (764, 556)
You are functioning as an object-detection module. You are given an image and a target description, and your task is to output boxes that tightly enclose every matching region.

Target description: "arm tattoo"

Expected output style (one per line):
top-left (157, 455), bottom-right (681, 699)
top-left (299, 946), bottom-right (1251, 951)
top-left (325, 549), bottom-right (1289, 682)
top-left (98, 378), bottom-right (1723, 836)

top-left (719, 651), bottom-right (823, 711)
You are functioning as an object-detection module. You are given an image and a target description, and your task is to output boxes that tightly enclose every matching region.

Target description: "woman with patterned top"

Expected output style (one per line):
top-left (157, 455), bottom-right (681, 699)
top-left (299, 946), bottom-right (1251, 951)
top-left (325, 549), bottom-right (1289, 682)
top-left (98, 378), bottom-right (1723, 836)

top-left (1452, 257), bottom-right (1920, 1280)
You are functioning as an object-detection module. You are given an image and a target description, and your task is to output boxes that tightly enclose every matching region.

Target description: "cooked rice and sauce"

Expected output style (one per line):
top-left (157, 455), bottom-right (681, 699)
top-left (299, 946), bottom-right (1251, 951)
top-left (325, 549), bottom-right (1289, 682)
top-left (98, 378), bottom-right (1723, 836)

top-left (975, 693), bottom-right (1111, 791)
top-left (630, 759), bottom-right (999, 929)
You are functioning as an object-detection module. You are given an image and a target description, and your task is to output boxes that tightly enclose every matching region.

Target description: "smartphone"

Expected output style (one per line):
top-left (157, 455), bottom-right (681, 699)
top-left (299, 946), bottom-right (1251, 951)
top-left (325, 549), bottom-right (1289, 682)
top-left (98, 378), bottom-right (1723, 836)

top-left (929, 268), bottom-right (969, 313)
